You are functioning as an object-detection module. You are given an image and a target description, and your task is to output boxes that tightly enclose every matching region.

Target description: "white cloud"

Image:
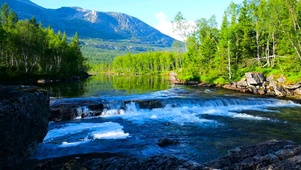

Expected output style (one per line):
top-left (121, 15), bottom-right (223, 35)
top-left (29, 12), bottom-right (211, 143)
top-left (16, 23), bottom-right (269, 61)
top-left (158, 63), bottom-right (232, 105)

top-left (154, 12), bottom-right (196, 41)
top-left (154, 12), bottom-right (182, 41)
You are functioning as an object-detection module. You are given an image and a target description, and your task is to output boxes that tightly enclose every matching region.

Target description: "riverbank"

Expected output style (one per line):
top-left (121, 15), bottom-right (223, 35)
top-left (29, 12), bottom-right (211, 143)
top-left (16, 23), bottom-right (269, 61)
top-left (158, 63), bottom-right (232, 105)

top-left (170, 71), bottom-right (301, 99)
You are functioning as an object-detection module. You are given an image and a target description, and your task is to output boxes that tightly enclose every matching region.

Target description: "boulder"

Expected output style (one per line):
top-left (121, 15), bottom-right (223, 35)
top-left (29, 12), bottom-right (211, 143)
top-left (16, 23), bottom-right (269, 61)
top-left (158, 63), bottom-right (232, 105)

top-left (157, 138), bottom-right (179, 147)
top-left (50, 99), bottom-right (106, 121)
top-left (237, 78), bottom-right (248, 87)
top-left (294, 88), bottom-right (301, 96)
top-left (284, 83), bottom-right (301, 90)
top-left (0, 86), bottom-right (49, 168)
top-left (266, 74), bottom-right (287, 97)
top-left (245, 72), bottom-right (266, 86)
top-left (123, 99), bottom-right (163, 110)
top-left (50, 104), bottom-right (79, 121)
top-left (203, 140), bottom-right (301, 170)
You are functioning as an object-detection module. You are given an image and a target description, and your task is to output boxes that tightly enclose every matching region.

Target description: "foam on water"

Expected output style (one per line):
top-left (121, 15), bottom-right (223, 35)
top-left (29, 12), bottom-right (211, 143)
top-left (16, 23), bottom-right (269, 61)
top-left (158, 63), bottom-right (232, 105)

top-left (44, 122), bottom-right (130, 147)
top-left (118, 102), bottom-right (218, 126)
top-left (100, 97), bottom-right (299, 125)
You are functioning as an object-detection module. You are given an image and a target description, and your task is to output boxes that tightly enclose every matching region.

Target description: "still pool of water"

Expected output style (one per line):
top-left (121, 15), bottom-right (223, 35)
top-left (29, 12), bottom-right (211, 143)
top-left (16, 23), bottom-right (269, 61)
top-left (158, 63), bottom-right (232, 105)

top-left (34, 75), bottom-right (301, 163)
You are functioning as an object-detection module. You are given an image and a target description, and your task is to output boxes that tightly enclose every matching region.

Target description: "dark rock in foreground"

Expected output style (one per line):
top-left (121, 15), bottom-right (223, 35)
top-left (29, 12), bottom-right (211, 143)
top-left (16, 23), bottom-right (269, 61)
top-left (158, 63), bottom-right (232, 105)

top-left (101, 155), bottom-right (203, 170)
top-left (0, 86), bottom-right (50, 169)
top-left (204, 140), bottom-right (301, 170)
top-left (30, 155), bottom-right (203, 170)
top-left (20, 140), bottom-right (301, 169)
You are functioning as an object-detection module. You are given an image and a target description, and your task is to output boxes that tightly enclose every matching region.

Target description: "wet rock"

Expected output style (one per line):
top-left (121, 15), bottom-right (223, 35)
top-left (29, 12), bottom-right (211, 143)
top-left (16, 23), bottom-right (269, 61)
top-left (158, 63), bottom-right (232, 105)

top-left (0, 86), bottom-right (49, 168)
top-left (82, 158), bottom-right (103, 170)
top-left (50, 99), bottom-right (106, 121)
top-left (245, 72), bottom-right (266, 85)
top-left (87, 104), bottom-right (104, 116)
top-left (62, 159), bottom-right (87, 170)
top-left (203, 140), bottom-right (301, 170)
top-left (123, 99), bottom-right (163, 109)
top-left (157, 138), bottom-right (179, 147)
top-left (101, 155), bottom-right (204, 170)
top-left (50, 104), bottom-right (79, 121)
top-left (32, 159), bottom-right (55, 170)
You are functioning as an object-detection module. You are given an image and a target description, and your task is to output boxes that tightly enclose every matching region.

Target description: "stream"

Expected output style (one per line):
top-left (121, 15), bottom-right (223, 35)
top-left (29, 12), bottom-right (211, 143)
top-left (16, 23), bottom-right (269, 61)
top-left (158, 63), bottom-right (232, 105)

top-left (34, 75), bottom-right (301, 164)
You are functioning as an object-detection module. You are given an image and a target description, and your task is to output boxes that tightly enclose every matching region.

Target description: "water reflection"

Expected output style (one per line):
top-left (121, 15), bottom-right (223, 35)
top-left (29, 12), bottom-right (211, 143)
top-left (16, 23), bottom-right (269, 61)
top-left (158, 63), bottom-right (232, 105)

top-left (39, 74), bottom-right (171, 98)
top-left (112, 75), bottom-right (170, 93)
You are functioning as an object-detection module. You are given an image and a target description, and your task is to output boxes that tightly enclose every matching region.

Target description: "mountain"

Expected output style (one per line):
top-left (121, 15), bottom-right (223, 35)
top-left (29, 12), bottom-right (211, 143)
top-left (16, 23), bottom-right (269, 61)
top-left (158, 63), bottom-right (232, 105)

top-left (0, 0), bottom-right (175, 47)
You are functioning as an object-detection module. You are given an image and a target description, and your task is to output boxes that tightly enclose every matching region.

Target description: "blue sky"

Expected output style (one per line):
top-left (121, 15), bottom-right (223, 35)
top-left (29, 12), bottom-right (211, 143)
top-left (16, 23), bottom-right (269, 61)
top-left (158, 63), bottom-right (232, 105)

top-left (30, 0), bottom-right (242, 40)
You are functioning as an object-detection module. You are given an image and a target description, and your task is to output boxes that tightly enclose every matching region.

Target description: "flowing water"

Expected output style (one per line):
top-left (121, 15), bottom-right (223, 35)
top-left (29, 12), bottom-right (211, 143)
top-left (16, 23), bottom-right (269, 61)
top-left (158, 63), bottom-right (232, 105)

top-left (34, 75), bottom-right (301, 163)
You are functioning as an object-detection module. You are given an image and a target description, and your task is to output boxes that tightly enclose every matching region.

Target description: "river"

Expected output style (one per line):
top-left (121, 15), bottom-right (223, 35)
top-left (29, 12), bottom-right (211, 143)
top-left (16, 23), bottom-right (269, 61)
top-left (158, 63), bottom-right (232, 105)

top-left (34, 74), bottom-right (301, 164)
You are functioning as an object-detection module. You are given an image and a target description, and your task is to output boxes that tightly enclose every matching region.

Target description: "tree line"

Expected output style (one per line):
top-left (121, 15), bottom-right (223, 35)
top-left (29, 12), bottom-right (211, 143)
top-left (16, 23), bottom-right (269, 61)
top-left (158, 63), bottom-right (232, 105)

top-left (112, 51), bottom-right (184, 75)
top-left (0, 3), bottom-right (88, 80)
top-left (112, 0), bottom-right (301, 84)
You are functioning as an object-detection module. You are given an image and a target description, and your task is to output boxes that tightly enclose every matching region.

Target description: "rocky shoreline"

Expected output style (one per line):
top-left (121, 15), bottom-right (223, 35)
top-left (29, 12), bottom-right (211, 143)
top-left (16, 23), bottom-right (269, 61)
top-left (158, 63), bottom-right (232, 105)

top-left (170, 71), bottom-right (301, 99)
top-left (223, 72), bottom-right (301, 98)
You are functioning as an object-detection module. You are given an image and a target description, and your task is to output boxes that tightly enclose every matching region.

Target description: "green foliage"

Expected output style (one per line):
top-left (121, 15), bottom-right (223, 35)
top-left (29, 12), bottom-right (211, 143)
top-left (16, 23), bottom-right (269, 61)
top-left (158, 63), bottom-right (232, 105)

top-left (213, 77), bottom-right (228, 85)
top-left (112, 51), bottom-right (184, 75)
top-left (0, 4), bottom-right (88, 80)
top-left (105, 0), bottom-right (301, 85)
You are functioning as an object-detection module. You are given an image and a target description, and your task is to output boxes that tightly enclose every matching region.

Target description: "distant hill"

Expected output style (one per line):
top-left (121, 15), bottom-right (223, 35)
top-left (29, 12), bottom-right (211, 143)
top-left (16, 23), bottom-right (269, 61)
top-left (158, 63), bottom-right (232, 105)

top-left (0, 0), bottom-right (175, 47)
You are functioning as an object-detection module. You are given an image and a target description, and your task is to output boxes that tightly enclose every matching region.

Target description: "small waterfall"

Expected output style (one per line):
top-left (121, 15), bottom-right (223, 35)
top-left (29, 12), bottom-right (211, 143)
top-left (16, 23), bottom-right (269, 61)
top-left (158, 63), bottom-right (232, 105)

top-left (161, 97), bottom-right (297, 108)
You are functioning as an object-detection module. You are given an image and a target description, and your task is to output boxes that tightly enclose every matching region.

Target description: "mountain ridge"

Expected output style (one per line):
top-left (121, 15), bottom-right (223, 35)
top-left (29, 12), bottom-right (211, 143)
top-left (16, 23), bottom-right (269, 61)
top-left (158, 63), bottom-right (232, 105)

top-left (0, 0), bottom-right (175, 47)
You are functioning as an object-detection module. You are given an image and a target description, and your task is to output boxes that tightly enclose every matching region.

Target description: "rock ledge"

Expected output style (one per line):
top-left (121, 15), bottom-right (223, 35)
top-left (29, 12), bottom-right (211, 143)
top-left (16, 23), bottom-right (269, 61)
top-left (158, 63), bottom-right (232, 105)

top-left (0, 86), bottom-right (49, 168)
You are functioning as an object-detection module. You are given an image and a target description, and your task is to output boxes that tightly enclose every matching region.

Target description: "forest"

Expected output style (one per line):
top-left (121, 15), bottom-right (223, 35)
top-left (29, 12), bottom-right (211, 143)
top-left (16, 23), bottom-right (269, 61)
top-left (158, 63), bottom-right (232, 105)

top-left (0, 3), bottom-right (88, 80)
top-left (111, 0), bottom-right (301, 84)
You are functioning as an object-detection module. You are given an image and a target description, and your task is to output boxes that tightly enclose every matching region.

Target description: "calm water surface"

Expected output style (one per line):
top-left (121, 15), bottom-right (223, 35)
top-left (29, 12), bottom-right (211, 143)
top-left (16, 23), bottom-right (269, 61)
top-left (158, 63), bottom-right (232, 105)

top-left (35, 74), bottom-right (301, 163)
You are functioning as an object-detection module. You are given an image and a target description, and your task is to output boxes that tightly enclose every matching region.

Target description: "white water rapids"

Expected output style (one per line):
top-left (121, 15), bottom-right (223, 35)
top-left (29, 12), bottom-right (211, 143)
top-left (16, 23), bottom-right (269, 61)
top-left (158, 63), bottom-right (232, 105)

top-left (34, 87), bottom-right (301, 163)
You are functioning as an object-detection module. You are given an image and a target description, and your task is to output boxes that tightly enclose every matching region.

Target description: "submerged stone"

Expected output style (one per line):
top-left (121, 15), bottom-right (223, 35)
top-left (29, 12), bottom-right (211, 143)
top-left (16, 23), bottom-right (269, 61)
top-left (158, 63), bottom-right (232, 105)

top-left (157, 138), bottom-right (179, 147)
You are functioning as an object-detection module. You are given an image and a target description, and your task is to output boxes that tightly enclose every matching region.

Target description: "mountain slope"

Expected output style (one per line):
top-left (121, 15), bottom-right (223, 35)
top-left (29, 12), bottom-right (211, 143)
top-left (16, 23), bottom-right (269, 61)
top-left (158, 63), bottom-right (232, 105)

top-left (0, 0), bottom-right (175, 47)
